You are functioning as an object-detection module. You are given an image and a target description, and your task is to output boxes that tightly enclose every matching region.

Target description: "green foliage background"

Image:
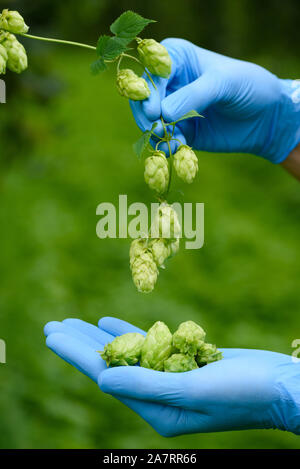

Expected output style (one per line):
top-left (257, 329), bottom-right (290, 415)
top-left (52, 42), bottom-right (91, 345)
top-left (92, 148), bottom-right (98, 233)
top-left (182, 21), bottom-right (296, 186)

top-left (0, 0), bottom-right (300, 449)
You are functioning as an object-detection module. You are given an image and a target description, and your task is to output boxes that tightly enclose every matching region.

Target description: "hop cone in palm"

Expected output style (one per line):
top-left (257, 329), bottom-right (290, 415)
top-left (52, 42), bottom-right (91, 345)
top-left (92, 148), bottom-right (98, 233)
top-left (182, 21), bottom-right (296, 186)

top-left (144, 151), bottom-right (169, 194)
top-left (164, 353), bottom-right (198, 372)
top-left (174, 145), bottom-right (198, 184)
top-left (196, 343), bottom-right (223, 367)
top-left (0, 32), bottom-right (27, 73)
top-left (137, 39), bottom-right (171, 78)
top-left (141, 321), bottom-right (173, 370)
top-left (100, 332), bottom-right (145, 367)
top-left (131, 251), bottom-right (158, 293)
top-left (173, 320), bottom-right (206, 356)
top-left (0, 9), bottom-right (29, 34)
top-left (116, 68), bottom-right (150, 101)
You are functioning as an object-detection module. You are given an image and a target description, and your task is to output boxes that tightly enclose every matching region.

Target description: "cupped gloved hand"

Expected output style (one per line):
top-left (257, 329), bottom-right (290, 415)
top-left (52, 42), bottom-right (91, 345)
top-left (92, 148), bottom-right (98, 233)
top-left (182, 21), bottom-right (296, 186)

top-left (131, 38), bottom-right (300, 163)
top-left (44, 317), bottom-right (300, 437)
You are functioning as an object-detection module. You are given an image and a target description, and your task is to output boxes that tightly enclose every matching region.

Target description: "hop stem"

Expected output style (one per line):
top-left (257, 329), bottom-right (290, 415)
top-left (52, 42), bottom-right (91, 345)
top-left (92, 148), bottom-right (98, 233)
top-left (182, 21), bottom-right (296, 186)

top-left (20, 33), bottom-right (96, 51)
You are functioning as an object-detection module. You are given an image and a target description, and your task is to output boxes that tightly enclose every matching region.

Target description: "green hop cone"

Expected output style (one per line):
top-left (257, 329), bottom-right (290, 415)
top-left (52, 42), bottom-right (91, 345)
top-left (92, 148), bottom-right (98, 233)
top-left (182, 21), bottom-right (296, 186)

top-left (137, 39), bottom-right (171, 78)
top-left (169, 238), bottom-right (180, 257)
top-left (172, 320), bottom-right (206, 356)
top-left (131, 251), bottom-right (158, 293)
top-left (144, 151), bottom-right (169, 194)
top-left (100, 332), bottom-right (145, 367)
top-left (141, 321), bottom-right (173, 370)
top-left (116, 68), bottom-right (150, 101)
top-left (0, 32), bottom-right (27, 73)
top-left (164, 353), bottom-right (198, 372)
top-left (152, 203), bottom-right (181, 240)
top-left (0, 9), bottom-right (29, 34)
top-left (0, 44), bottom-right (7, 74)
top-left (149, 238), bottom-right (170, 267)
top-left (174, 145), bottom-right (198, 184)
top-left (196, 343), bottom-right (223, 367)
top-left (129, 238), bottom-right (148, 268)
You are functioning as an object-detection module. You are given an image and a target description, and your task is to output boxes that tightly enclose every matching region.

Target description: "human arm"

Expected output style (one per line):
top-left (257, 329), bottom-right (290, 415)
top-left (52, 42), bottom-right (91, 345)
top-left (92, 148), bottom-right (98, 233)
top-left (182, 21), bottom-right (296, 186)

top-left (44, 317), bottom-right (300, 437)
top-left (281, 143), bottom-right (300, 181)
top-left (130, 39), bottom-right (300, 168)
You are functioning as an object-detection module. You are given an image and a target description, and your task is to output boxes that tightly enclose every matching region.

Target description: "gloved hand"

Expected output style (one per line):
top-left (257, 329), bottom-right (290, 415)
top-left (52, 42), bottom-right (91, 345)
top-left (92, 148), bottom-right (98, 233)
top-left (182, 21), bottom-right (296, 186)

top-left (131, 38), bottom-right (300, 163)
top-left (44, 317), bottom-right (300, 437)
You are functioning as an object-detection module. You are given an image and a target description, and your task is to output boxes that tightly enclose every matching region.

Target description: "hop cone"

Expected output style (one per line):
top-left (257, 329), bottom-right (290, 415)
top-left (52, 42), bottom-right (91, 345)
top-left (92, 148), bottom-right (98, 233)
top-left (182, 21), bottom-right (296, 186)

top-left (0, 9), bottom-right (29, 34)
top-left (196, 343), bottom-right (223, 367)
top-left (141, 321), bottom-right (172, 370)
top-left (144, 151), bottom-right (169, 194)
top-left (116, 68), bottom-right (150, 101)
top-left (164, 353), bottom-right (198, 372)
top-left (129, 238), bottom-right (148, 268)
top-left (137, 39), bottom-right (171, 78)
top-left (0, 32), bottom-right (27, 73)
top-left (131, 251), bottom-right (158, 293)
top-left (149, 238), bottom-right (171, 267)
top-left (173, 320), bottom-right (206, 356)
top-left (174, 145), bottom-right (198, 184)
top-left (100, 332), bottom-right (145, 367)
top-left (0, 44), bottom-right (7, 74)
top-left (152, 203), bottom-right (181, 240)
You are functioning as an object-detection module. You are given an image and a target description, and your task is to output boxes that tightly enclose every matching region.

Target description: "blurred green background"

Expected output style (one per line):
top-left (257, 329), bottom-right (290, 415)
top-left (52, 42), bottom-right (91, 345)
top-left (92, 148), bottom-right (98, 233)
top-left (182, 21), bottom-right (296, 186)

top-left (0, 0), bottom-right (300, 449)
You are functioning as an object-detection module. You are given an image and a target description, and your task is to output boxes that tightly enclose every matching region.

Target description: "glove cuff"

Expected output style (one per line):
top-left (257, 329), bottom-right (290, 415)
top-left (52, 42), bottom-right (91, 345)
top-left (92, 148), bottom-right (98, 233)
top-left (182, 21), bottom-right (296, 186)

top-left (263, 79), bottom-right (300, 164)
top-left (273, 360), bottom-right (300, 435)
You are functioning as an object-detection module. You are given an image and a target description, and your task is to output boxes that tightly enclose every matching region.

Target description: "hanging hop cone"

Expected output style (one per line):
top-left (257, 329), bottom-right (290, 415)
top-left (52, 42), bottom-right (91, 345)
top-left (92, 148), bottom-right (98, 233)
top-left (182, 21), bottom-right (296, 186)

top-left (149, 238), bottom-right (171, 267)
top-left (116, 68), bottom-right (150, 101)
top-left (0, 32), bottom-right (27, 73)
top-left (0, 9), bottom-right (29, 34)
top-left (0, 43), bottom-right (7, 74)
top-left (144, 150), bottom-right (169, 194)
top-left (137, 39), bottom-right (171, 78)
top-left (130, 248), bottom-right (158, 293)
top-left (174, 145), bottom-right (198, 184)
top-left (152, 202), bottom-right (181, 240)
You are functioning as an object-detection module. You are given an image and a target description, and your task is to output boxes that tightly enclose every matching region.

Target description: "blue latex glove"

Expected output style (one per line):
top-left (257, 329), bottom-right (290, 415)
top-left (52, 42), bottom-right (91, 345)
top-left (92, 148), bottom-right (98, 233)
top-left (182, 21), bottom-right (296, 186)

top-left (44, 317), bottom-right (300, 437)
top-left (130, 38), bottom-right (300, 163)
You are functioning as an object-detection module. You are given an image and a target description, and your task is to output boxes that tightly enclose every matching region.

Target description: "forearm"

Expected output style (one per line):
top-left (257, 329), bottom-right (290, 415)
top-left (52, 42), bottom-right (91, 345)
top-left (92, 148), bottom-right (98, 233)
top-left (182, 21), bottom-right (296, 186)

top-left (281, 143), bottom-right (300, 181)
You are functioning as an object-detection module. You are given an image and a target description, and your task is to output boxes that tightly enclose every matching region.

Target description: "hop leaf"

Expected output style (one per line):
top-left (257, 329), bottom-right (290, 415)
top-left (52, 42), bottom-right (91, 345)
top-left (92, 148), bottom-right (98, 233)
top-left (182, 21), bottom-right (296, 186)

top-left (141, 321), bottom-right (173, 371)
top-left (172, 320), bottom-right (206, 356)
top-left (110, 11), bottom-right (155, 41)
top-left (144, 150), bottom-right (169, 194)
top-left (0, 9), bottom-right (29, 34)
top-left (137, 39), bottom-right (171, 78)
top-left (164, 353), bottom-right (198, 372)
top-left (173, 145), bottom-right (198, 184)
top-left (0, 32), bottom-right (27, 74)
top-left (116, 68), bottom-right (150, 101)
top-left (100, 332), bottom-right (145, 367)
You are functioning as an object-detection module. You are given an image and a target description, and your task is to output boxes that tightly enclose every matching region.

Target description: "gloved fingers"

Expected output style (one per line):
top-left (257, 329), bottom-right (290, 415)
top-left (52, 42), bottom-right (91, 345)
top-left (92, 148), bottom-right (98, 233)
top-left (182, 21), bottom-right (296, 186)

top-left (140, 74), bottom-right (166, 121)
top-left (44, 319), bottom-right (113, 348)
top-left (98, 317), bottom-right (146, 337)
top-left (99, 365), bottom-right (187, 407)
top-left (161, 72), bottom-right (220, 123)
top-left (155, 138), bottom-right (179, 156)
top-left (46, 332), bottom-right (105, 382)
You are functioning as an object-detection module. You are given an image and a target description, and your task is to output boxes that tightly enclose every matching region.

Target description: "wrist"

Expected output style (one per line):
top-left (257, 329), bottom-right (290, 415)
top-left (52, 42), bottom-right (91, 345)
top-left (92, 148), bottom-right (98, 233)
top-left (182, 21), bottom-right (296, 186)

top-left (263, 79), bottom-right (300, 164)
top-left (273, 360), bottom-right (300, 435)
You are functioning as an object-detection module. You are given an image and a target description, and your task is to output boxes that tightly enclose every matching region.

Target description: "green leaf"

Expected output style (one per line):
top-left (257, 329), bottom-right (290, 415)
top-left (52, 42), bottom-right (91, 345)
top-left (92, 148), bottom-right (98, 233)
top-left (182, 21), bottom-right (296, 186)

top-left (133, 123), bottom-right (157, 159)
top-left (96, 35), bottom-right (129, 60)
top-left (90, 58), bottom-right (107, 75)
top-left (172, 110), bottom-right (204, 124)
top-left (110, 11), bottom-right (156, 40)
